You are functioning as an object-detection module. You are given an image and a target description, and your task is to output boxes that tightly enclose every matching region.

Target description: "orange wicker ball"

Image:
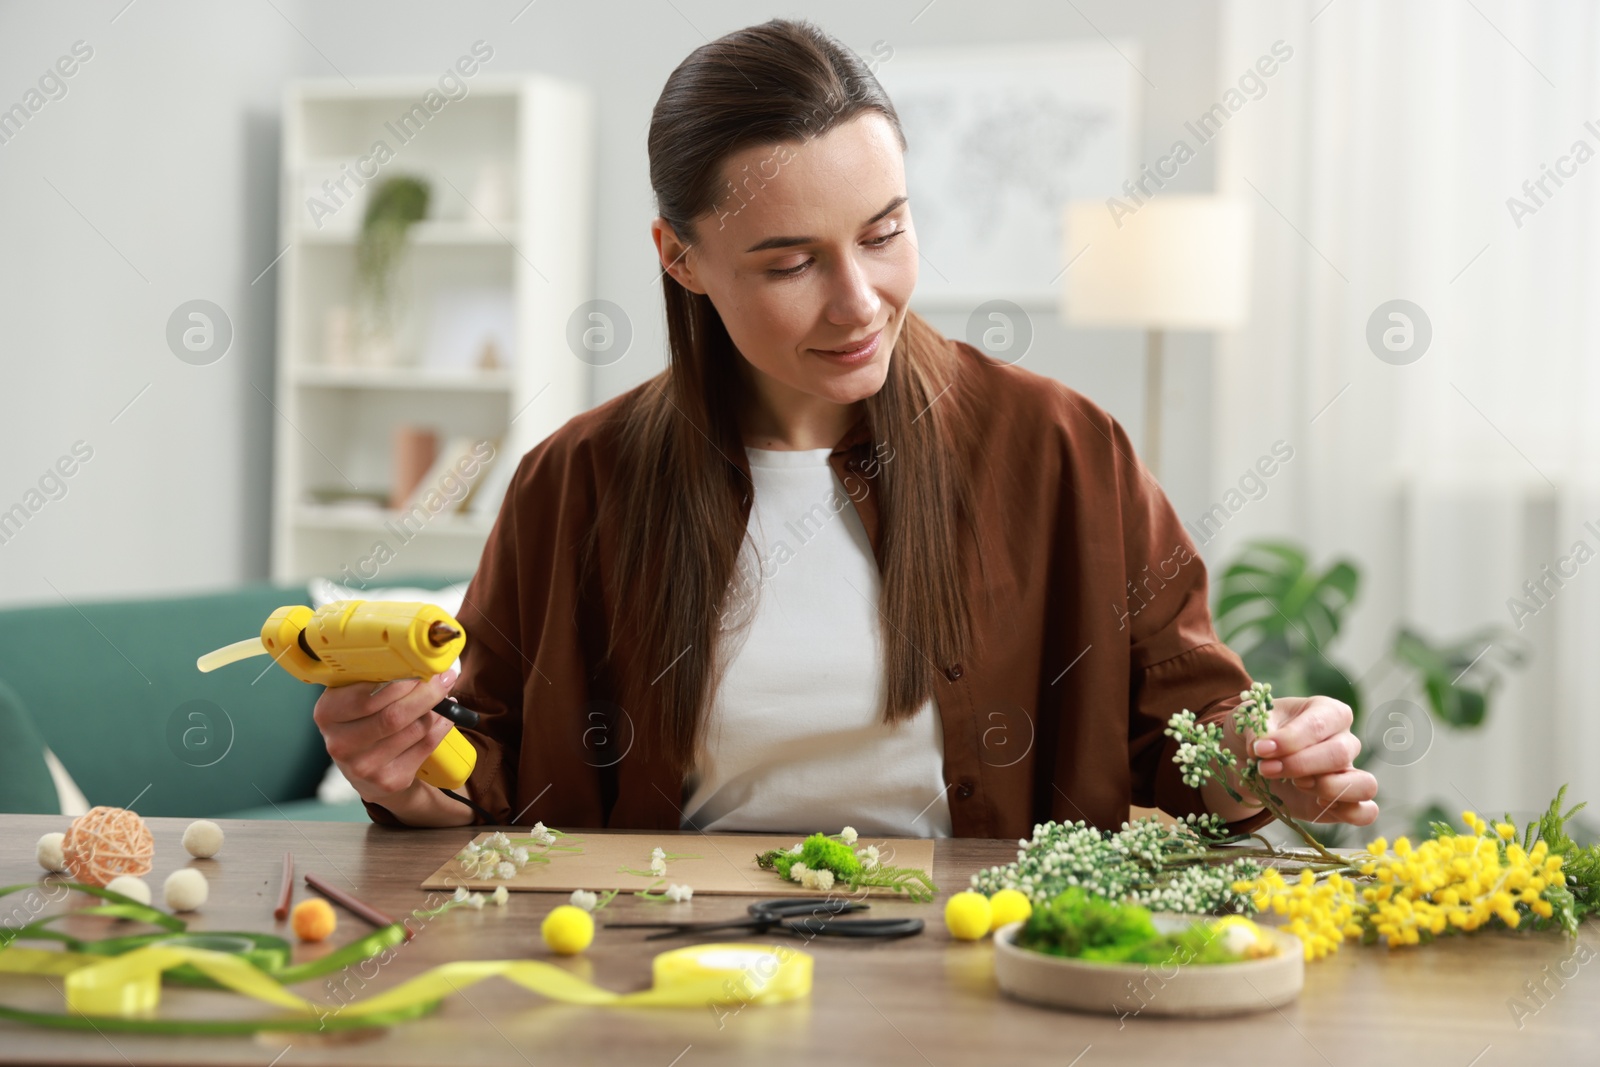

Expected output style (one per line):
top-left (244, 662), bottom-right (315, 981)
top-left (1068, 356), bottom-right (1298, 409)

top-left (61, 806), bottom-right (155, 887)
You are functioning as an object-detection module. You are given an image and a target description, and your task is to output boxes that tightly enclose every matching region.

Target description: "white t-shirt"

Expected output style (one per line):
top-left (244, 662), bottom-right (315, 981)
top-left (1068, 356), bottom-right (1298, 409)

top-left (680, 445), bottom-right (954, 837)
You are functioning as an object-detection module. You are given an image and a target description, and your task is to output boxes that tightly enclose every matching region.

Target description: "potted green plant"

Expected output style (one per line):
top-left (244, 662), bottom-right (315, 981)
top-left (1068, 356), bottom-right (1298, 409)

top-left (1212, 540), bottom-right (1527, 840)
top-left (355, 175), bottom-right (430, 363)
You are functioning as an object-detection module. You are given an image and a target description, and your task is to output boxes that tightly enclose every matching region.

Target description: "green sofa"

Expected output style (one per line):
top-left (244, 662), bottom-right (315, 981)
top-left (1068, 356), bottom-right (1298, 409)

top-left (0, 578), bottom-right (463, 820)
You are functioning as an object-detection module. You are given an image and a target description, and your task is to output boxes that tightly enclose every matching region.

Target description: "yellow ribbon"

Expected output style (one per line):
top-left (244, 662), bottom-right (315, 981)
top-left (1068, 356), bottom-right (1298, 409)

top-left (0, 941), bottom-right (812, 1023)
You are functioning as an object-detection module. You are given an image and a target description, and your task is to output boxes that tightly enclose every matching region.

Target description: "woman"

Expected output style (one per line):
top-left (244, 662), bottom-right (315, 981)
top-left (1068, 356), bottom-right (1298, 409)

top-left (314, 18), bottom-right (1378, 838)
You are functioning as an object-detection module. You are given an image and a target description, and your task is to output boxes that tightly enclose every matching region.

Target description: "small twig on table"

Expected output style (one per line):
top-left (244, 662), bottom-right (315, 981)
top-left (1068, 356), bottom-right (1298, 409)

top-left (273, 851), bottom-right (294, 920)
top-left (305, 871), bottom-right (411, 940)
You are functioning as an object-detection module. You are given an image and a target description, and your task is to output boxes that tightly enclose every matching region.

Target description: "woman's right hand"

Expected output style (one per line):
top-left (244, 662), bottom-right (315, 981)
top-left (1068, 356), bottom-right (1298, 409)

top-left (313, 670), bottom-right (460, 804)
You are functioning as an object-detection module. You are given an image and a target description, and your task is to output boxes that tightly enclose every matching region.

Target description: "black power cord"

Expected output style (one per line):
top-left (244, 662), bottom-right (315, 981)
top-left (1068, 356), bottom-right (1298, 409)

top-left (438, 787), bottom-right (497, 825)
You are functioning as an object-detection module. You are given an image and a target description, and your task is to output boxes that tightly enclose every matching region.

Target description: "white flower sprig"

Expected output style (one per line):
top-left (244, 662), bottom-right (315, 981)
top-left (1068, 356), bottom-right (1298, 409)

top-left (634, 881), bottom-right (695, 904)
top-left (412, 883), bottom-right (510, 920)
top-left (568, 887), bottom-right (621, 912)
top-left (620, 846), bottom-right (701, 904)
top-left (454, 823), bottom-right (582, 881)
top-left (618, 846), bottom-right (698, 880)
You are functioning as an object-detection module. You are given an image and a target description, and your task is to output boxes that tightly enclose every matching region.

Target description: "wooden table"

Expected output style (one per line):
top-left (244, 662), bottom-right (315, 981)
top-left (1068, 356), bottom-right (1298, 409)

top-left (1, 815), bottom-right (1594, 1065)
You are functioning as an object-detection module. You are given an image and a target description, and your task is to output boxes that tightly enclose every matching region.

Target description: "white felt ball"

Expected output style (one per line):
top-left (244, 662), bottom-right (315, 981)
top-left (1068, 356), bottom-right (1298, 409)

top-left (36, 832), bottom-right (67, 873)
top-left (164, 868), bottom-right (209, 912)
top-left (182, 820), bottom-right (224, 859)
top-left (105, 875), bottom-right (152, 906)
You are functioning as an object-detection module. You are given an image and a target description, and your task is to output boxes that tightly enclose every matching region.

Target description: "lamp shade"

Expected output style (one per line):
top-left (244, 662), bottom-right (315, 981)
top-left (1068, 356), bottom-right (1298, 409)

top-left (1061, 195), bottom-right (1252, 330)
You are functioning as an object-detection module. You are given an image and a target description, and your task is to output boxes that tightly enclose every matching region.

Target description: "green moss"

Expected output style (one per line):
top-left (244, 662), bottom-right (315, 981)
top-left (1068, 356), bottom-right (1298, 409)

top-left (801, 834), bottom-right (862, 877)
top-left (767, 833), bottom-right (862, 881)
top-left (1087, 924), bottom-right (1239, 965)
top-left (1016, 887), bottom-right (1157, 958)
top-left (1014, 887), bottom-right (1239, 965)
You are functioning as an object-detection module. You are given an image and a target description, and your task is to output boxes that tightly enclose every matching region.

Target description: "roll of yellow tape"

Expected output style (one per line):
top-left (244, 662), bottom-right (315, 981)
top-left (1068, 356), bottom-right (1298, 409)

top-left (653, 943), bottom-right (813, 1006)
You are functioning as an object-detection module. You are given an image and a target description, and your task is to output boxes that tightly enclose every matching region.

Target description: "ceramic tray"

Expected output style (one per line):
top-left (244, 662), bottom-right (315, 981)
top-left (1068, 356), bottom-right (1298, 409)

top-left (992, 915), bottom-right (1304, 1017)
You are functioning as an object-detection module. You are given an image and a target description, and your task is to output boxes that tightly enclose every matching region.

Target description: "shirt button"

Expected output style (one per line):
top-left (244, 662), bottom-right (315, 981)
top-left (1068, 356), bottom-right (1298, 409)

top-left (955, 782), bottom-right (975, 800)
top-left (945, 663), bottom-right (964, 681)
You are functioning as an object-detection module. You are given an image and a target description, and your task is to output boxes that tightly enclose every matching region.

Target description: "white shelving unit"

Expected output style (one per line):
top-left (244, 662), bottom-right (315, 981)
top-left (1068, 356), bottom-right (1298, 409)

top-left (271, 76), bottom-right (594, 583)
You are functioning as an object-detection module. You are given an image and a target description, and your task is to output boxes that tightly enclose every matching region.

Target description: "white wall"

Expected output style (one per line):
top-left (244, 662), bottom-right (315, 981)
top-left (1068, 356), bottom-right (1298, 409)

top-left (0, 1), bottom-right (300, 606)
top-left (0, 0), bottom-right (1226, 608)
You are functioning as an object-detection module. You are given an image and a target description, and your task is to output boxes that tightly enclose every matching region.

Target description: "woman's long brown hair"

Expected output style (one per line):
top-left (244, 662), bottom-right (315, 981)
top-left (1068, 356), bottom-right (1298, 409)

top-left (594, 17), bottom-right (977, 777)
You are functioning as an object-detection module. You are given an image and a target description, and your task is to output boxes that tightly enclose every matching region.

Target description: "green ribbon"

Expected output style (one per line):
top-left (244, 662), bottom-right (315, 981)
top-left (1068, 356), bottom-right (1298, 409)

top-left (0, 881), bottom-right (814, 1035)
top-left (0, 881), bottom-right (421, 1032)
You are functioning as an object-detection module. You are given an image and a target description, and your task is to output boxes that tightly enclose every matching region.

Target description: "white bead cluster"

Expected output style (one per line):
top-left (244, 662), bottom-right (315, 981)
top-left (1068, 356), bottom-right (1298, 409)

top-left (1163, 710), bottom-right (1232, 789)
top-left (968, 814), bottom-right (1261, 914)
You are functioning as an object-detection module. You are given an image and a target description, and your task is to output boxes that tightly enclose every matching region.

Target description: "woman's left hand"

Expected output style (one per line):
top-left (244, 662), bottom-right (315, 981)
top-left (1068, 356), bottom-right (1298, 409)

top-left (1250, 695), bottom-right (1380, 826)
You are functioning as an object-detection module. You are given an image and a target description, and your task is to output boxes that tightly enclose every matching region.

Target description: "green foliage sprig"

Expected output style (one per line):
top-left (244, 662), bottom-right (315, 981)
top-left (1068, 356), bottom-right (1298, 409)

top-left (1524, 789), bottom-right (1600, 920)
top-left (1460, 784), bottom-right (1600, 924)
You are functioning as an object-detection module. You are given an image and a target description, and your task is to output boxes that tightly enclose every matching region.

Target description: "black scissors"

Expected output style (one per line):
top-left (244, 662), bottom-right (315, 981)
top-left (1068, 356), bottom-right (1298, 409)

top-left (603, 897), bottom-right (924, 941)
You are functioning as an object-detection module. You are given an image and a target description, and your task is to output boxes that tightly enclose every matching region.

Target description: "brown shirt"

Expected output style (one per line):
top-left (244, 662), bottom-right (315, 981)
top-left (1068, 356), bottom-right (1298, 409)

top-left (366, 337), bottom-right (1271, 839)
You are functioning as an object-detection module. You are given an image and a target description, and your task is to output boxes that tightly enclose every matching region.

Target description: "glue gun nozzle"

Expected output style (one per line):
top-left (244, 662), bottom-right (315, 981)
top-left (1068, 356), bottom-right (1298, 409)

top-left (427, 621), bottom-right (462, 648)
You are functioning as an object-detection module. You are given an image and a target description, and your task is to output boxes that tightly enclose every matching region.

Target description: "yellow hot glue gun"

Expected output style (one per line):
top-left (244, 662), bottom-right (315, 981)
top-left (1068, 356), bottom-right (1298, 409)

top-left (196, 600), bottom-right (480, 790)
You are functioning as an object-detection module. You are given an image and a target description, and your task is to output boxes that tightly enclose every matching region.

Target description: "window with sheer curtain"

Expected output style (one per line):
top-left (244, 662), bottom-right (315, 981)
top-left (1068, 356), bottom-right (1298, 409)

top-left (1207, 0), bottom-right (1600, 822)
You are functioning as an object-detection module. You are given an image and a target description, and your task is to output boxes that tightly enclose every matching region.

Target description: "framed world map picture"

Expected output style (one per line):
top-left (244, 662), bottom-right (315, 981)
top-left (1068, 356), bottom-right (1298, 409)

top-left (875, 41), bottom-right (1141, 307)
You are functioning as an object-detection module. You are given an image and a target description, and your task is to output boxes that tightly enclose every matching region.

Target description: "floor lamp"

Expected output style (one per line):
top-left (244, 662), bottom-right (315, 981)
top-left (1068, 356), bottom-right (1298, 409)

top-left (1061, 196), bottom-right (1252, 480)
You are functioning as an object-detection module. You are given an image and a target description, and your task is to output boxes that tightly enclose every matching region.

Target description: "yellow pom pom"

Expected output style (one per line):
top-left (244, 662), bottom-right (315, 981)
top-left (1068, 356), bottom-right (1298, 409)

top-left (986, 888), bottom-right (1032, 932)
top-left (541, 904), bottom-right (595, 955)
top-left (944, 891), bottom-right (992, 940)
top-left (291, 898), bottom-right (338, 942)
